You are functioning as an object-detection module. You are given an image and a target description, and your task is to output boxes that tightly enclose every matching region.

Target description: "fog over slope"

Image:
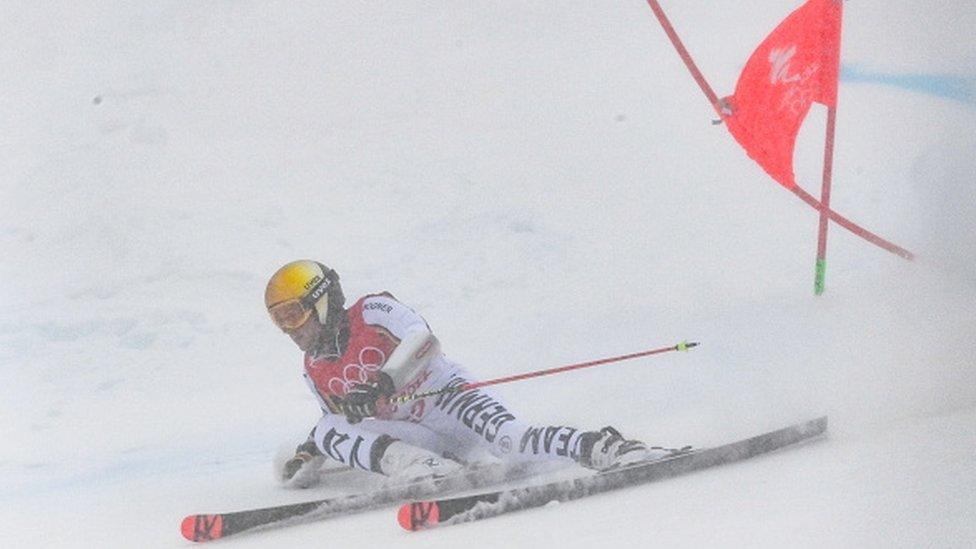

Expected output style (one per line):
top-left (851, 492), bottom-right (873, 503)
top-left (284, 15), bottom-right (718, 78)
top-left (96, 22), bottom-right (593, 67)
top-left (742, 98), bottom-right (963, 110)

top-left (2, 2), bottom-right (974, 547)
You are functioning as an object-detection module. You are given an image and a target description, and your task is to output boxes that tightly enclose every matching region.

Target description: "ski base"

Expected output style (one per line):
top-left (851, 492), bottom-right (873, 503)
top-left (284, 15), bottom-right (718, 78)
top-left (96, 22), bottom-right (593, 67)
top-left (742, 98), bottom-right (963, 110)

top-left (399, 416), bottom-right (828, 531)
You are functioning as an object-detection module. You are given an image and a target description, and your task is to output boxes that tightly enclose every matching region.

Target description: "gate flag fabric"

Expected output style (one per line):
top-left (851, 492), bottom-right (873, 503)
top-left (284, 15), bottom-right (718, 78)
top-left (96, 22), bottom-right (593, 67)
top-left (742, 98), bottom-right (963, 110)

top-left (722, 0), bottom-right (842, 189)
top-left (645, 0), bottom-right (913, 263)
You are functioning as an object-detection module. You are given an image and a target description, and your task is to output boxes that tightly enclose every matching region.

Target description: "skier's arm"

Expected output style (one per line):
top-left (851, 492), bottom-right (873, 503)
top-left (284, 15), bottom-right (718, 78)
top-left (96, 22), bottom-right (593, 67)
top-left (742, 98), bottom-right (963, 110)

top-left (277, 427), bottom-right (323, 485)
top-left (280, 438), bottom-right (321, 481)
top-left (360, 295), bottom-right (442, 388)
top-left (382, 330), bottom-right (441, 387)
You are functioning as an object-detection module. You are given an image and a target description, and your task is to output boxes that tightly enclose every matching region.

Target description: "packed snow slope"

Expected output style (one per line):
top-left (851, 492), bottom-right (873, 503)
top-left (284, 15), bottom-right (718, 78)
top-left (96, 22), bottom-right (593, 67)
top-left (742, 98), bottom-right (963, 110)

top-left (2, 1), bottom-right (974, 547)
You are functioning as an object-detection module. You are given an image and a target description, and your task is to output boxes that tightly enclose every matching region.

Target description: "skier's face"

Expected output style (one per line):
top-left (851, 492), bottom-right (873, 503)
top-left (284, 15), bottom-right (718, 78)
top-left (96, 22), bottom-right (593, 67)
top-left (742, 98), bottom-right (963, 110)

top-left (286, 315), bottom-right (325, 353)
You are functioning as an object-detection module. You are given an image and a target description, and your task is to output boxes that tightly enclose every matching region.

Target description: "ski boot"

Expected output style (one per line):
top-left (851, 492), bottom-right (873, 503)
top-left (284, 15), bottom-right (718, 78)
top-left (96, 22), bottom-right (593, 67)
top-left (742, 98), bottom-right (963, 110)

top-left (578, 426), bottom-right (690, 471)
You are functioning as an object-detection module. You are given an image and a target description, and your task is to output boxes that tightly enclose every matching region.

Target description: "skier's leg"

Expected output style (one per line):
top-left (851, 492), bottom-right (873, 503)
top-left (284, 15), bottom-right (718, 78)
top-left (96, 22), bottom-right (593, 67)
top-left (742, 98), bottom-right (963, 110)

top-left (312, 414), bottom-right (462, 479)
top-left (357, 416), bottom-right (471, 462)
top-left (414, 361), bottom-right (674, 469)
top-left (414, 362), bottom-right (584, 464)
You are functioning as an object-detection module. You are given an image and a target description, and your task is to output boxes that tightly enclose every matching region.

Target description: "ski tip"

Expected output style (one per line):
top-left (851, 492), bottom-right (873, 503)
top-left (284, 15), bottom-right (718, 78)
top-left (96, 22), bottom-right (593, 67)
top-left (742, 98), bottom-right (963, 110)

top-left (397, 501), bottom-right (440, 531)
top-left (181, 514), bottom-right (224, 542)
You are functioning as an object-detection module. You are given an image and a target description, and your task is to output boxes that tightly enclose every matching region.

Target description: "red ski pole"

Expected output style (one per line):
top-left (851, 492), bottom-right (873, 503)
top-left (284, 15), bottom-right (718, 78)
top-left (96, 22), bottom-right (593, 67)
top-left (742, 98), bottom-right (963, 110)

top-left (388, 341), bottom-right (698, 404)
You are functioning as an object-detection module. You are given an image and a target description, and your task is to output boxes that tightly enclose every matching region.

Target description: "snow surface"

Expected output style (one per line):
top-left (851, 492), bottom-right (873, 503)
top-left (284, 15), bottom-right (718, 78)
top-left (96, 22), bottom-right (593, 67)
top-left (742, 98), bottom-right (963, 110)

top-left (2, 1), bottom-right (975, 547)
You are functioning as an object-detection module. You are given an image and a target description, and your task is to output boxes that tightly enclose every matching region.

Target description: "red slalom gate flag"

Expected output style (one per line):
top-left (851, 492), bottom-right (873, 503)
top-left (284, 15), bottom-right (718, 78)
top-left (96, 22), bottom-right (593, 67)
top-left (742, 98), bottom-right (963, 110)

top-left (722, 0), bottom-right (842, 189)
top-left (645, 0), bottom-right (913, 264)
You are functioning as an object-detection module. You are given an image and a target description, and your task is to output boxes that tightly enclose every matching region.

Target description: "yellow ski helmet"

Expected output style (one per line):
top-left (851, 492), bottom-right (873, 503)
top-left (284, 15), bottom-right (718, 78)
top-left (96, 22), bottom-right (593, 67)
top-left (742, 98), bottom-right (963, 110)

top-left (264, 260), bottom-right (342, 331)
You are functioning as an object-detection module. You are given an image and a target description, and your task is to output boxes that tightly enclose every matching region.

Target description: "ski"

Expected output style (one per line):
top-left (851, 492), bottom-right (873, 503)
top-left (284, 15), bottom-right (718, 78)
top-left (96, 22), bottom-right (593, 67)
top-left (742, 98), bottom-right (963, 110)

top-left (180, 460), bottom-right (549, 542)
top-left (398, 416), bottom-right (828, 531)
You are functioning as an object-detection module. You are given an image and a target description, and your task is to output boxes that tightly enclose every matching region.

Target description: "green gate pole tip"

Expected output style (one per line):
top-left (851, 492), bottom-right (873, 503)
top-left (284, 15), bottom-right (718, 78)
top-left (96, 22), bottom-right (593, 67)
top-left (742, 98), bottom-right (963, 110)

top-left (814, 258), bottom-right (827, 296)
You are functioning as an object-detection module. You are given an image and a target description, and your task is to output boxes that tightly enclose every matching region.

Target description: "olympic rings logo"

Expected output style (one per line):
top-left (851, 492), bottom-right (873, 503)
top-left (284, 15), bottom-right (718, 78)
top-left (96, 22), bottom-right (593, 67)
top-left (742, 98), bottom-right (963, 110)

top-left (326, 346), bottom-right (387, 396)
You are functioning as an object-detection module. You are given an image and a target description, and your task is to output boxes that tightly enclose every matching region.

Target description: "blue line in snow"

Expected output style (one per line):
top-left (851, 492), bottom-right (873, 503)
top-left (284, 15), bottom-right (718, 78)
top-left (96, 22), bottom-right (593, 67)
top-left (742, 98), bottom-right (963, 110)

top-left (841, 64), bottom-right (975, 104)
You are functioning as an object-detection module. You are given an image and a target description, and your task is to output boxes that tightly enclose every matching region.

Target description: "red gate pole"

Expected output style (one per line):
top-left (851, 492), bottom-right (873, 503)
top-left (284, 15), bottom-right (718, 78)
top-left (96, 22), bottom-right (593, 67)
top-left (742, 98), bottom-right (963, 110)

top-left (814, 106), bottom-right (838, 295)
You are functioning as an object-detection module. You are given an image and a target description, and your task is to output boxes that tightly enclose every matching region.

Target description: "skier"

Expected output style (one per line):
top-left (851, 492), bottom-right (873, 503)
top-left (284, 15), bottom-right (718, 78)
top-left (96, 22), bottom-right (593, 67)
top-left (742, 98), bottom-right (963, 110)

top-left (266, 260), bottom-right (670, 484)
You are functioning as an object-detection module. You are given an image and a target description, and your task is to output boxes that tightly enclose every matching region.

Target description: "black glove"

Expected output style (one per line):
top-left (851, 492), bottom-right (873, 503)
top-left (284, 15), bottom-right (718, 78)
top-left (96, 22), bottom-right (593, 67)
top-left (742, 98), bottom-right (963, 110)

top-left (340, 372), bottom-right (395, 424)
top-left (281, 439), bottom-right (321, 481)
